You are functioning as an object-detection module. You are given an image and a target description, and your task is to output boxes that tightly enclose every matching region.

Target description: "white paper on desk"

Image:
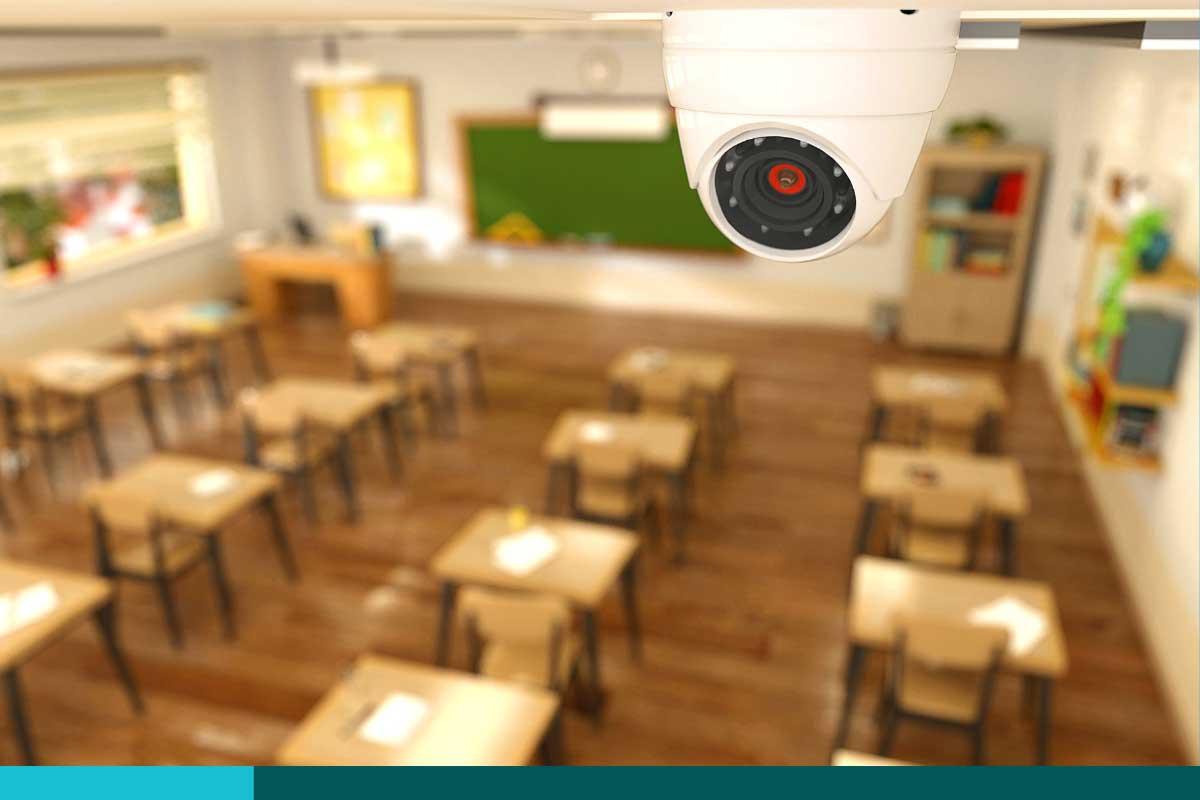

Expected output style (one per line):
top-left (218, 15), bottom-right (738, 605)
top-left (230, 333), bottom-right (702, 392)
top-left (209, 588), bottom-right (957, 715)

top-left (189, 468), bottom-right (237, 497)
top-left (35, 353), bottom-right (108, 380)
top-left (491, 526), bottom-right (562, 576)
top-left (630, 347), bottom-right (669, 372)
top-left (0, 581), bottom-right (60, 638)
top-left (356, 693), bottom-right (430, 747)
top-left (579, 421), bottom-right (616, 443)
top-left (908, 372), bottom-right (966, 396)
top-left (967, 595), bottom-right (1047, 657)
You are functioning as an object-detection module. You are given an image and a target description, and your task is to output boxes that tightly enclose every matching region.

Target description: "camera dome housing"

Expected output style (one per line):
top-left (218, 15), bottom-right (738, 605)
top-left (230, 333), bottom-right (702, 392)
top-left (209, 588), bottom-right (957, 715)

top-left (662, 8), bottom-right (962, 261)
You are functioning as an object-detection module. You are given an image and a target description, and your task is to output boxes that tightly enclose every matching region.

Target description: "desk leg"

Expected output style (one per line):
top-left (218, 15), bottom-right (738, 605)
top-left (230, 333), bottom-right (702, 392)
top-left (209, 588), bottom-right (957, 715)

top-left (245, 325), bottom-right (272, 384)
top-left (582, 609), bottom-right (603, 714)
top-left (206, 341), bottom-right (230, 406)
top-left (999, 517), bottom-right (1018, 576)
top-left (435, 581), bottom-right (458, 666)
top-left (706, 391), bottom-right (725, 471)
top-left (377, 407), bottom-right (403, 480)
top-left (335, 434), bottom-right (359, 522)
top-left (832, 644), bottom-right (868, 753)
top-left (84, 397), bottom-right (114, 476)
top-left (545, 462), bottom-right (573, 516)
top-left (853, 499), bottom-right (880, 557)
top-left (92, 601), bottom-right (144, 714)
top-left (435, 362), bottom-right (458, 436)
top-left (1036, 677), bottom-right (1054, 765)
top-left (134, 376), bottom-right (164, 450)
top-left (4, 668), bottom-right (36, 765)
top-left (465, 348), bottom-right (487, 408)
top-left (262, 494), bottom-right (299, 581)
top-left (864, 404), bottom-right (887, 448)
top-left (667, 468), bottom-right (690, 564)
top-left (620, 555), bottom-right (642, 662)
top-left (206, 535), bottom-right (237, 640)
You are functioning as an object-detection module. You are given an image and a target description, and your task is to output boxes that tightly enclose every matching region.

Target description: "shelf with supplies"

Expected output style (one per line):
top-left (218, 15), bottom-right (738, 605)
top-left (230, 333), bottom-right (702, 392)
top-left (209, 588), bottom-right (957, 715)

top-left (901, 144), bottom-right (1045, 354)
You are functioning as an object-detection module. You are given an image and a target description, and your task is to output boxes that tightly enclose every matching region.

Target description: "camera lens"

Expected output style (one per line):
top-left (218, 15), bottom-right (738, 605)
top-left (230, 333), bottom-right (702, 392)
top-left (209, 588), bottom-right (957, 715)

top-left (712, 136), bottom-right (856, 250)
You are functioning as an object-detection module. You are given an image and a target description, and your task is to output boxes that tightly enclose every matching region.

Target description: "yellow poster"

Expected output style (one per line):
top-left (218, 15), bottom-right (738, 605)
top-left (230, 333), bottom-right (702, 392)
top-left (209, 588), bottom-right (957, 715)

top-left (309, 81), bottom-right (421, 200)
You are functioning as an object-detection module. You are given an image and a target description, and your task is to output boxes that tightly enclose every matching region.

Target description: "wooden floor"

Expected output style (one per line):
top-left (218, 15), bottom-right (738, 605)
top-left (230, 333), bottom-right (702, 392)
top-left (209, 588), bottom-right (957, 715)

top-left (0, 292), bottom-right (1185, 765)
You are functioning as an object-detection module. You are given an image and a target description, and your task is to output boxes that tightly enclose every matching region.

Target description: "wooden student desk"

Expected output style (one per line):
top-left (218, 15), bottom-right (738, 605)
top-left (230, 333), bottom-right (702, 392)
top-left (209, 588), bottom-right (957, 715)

top-left (26, 348), bottom-right (165, 470)
top-left (0, 560), bottom-right (143, 764)
top-left (276, 655), bottom-right (559, 766)
top-left (429, 507), bottom-right (641, 693)
top-left (867, 366), bottom-right (1008, 451)
top-left (239, 246), bottom-right (392, 329)
top-left (608, 346), bottom-right (737, 468)
top-left (835, 556), bottom-right (1068, 765)
top-left (146, 301), bottom-right (271, 388)
top-left (857, 444), bottom-right (1030, 574)
top-left (542, 410), bottom-right (697, 559)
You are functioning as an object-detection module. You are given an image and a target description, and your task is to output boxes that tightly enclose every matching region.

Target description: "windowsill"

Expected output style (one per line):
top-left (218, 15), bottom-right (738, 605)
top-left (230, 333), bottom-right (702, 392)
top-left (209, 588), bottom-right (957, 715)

top-left (2, 222), bottom-right (223, 304)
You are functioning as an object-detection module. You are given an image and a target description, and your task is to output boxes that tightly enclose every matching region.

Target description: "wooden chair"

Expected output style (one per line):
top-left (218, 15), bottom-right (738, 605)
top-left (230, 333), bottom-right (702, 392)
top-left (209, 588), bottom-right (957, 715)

top-left (87, 485), bottom-right (234, 647)
top-left (0, 363), bottom-right (91, 493)
top-left (127, 309), bottom-right (225, 423)
top-left (878, 613), bottom-right (1007, 764)
top-left (460, 587), bottom-right (584, 763)
top-left (572, 441), bottom-right (657, 542)
top-left (238, 388), bottom-right (353, 523)
top-left (349, 332), bottom-right (444, 439)
top-left (890, 487), bottom-right (985, 571)
top-left (918, 396), bottom-right (989, 452)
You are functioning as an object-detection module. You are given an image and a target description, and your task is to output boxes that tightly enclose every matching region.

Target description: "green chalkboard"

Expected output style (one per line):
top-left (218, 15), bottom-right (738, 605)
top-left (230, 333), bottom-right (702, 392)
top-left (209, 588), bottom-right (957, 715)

top-left (462, 120), bottom-right (735, 253)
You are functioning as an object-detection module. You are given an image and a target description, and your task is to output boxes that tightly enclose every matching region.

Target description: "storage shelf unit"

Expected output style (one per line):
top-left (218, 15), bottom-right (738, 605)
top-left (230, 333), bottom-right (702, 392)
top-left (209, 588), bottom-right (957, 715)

top-left (1062, 215), bottom-right (1197, 472)
top-left (901, 144), bottom-right (1046, 354)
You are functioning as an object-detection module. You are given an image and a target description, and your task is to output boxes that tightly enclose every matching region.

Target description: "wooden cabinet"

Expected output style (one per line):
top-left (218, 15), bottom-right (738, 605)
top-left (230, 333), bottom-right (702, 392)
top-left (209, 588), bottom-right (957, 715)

top-left (900, 145), bottom-right (1045, 355)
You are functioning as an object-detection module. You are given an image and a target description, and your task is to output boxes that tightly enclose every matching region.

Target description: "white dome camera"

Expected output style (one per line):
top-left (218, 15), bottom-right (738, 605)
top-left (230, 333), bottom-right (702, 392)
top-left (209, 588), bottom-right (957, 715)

top-left (662, 8), bottom-right (962, 262)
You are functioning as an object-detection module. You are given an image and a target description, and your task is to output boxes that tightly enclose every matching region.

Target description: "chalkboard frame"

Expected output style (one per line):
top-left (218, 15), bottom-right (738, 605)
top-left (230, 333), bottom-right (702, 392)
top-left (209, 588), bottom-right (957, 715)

top-left (456, 114), bottom-right (743, 260)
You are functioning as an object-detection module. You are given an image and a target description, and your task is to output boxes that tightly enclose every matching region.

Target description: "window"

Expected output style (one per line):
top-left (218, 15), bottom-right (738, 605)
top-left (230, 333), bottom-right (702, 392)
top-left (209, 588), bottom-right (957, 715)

top-left (0, 63), bottom-right (218, 289)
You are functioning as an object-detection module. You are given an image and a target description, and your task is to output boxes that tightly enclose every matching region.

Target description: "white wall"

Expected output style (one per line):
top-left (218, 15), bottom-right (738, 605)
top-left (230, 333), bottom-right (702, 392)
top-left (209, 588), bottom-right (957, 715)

top-left (261, 34), bottom-right (1061, 326)
top-left (1024, 42), bottom-right (1200, 761)
top-left (0, 35), bottom-right (282, 356)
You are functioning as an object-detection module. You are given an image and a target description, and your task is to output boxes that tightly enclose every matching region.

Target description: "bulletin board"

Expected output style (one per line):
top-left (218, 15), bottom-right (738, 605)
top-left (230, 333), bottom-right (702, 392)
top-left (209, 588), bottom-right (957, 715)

top-left (309, 80), bottom-right (423, 201)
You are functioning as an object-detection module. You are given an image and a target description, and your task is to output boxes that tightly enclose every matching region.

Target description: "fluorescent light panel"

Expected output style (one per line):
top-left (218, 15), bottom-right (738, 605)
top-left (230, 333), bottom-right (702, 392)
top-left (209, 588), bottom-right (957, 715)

top-left (539, 98), bottom-right (671, 141)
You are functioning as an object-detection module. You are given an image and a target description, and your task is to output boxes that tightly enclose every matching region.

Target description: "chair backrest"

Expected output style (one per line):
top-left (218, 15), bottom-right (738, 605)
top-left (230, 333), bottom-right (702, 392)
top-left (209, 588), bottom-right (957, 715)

top-left (350, 332), bottom-right (409, 380)
top-left (0, 362), bottom-right (60, 428)
top-left (126, 309), bottom-right (180, 350)
top-left (85, 483), bottom-right (166, 575)
top-left (459, 587), bottom-right (571, 690)
top-left (238, 388), bottom-right (303, 435)
top-left (574, 441), bottom-right (641, 520)
top-left (636, 368), bottom-right (692, 417)
top-left (920, 396), bottom-right (987, 451)
top-left (893, 612), bottom-right (1007, 721)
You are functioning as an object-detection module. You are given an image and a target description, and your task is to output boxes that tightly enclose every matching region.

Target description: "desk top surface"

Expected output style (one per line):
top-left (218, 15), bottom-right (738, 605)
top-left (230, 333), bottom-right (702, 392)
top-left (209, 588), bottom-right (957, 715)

top-left (861, 444), bottom-right (1029, 518)
top-left (849, 555), bottom-right (1067, 678)
top-left (430, 507), bottom-right (639, 608)
top-left (0, 560), bottom-right (112, 670)
top-left (28, 349), bottom-right (142, 397)
top-left (84, 454), bottom-right (278, 531)
top-left (542, 410), bottom-right (696, 472)
top-left (608, 347), bottom-right (735, 392)
top-left (276, 655), bottom-right (558, 766)
top-left (872, 366), bottom-right (1008, 412)
top-left (257, 378), bottom-right (391, 430)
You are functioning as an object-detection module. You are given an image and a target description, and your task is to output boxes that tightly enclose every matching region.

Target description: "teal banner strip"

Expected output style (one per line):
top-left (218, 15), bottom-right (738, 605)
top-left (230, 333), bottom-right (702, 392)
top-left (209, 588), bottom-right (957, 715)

top-left (253, 766), bottom-right (1197, 799)
top-left (0, 766), bottom-right (253, 800)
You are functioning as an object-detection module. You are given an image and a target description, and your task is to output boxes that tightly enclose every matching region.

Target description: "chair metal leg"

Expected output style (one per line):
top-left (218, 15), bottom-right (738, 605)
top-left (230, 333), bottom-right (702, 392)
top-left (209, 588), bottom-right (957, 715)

top-left (832, 644), bottom-right (868, 751)
top-left (619, 556), bottom-right (642, 662)
top-left (581, 609), bottom-right (603, 718)
top-left (377, 407), bottom-right (403, 480)
top-left (206, 342), bottom-right (230, 407)
top-left (85, 398), bottom-right (114, 476)
top-left (262, 495), bottom-right (299, 581)
top-left (134, 375), bottom-right (165, 449)
top-left (154, 575), bottom-right (185, 649)
top-left (434, 362), bottom-right (458, 436)
top-left (540, 709), bottom-right (566, 765)
top-left (397, 402), bottom-right (418, 448)
top-left (245, 325), bottom-right (272, 384)
top-left (877, 704), bottom-right (899, 756)
top-left (92, 601), bottom-right (144, 713)
top-left (38, 433), bottom-right (59, 497)
top-left (972, 723), bottom-right (987, 765)
top-left (168, 374), bottom-right (192, 425)
top-left (4, 669), bottom-right (36, 765)
top-left (434, 581), bottom-right (458, 666)
top-left (1036, 678), bottom-right (1054, 765)
top-left (206, 536), bottom-right (237, 640)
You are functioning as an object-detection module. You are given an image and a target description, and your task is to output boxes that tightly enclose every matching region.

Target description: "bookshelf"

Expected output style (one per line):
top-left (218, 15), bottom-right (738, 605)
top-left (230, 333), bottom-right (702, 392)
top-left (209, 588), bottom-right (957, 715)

top-left (900, 144), bottom-right (1045, 354)
top-left (1061, 213), bottom-right (1198, 472)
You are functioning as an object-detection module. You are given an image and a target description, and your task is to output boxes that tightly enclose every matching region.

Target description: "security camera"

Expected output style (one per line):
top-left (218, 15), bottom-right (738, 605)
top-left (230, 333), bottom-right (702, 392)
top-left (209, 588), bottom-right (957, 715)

top-left (662, 8), bottom-right (962, 262)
